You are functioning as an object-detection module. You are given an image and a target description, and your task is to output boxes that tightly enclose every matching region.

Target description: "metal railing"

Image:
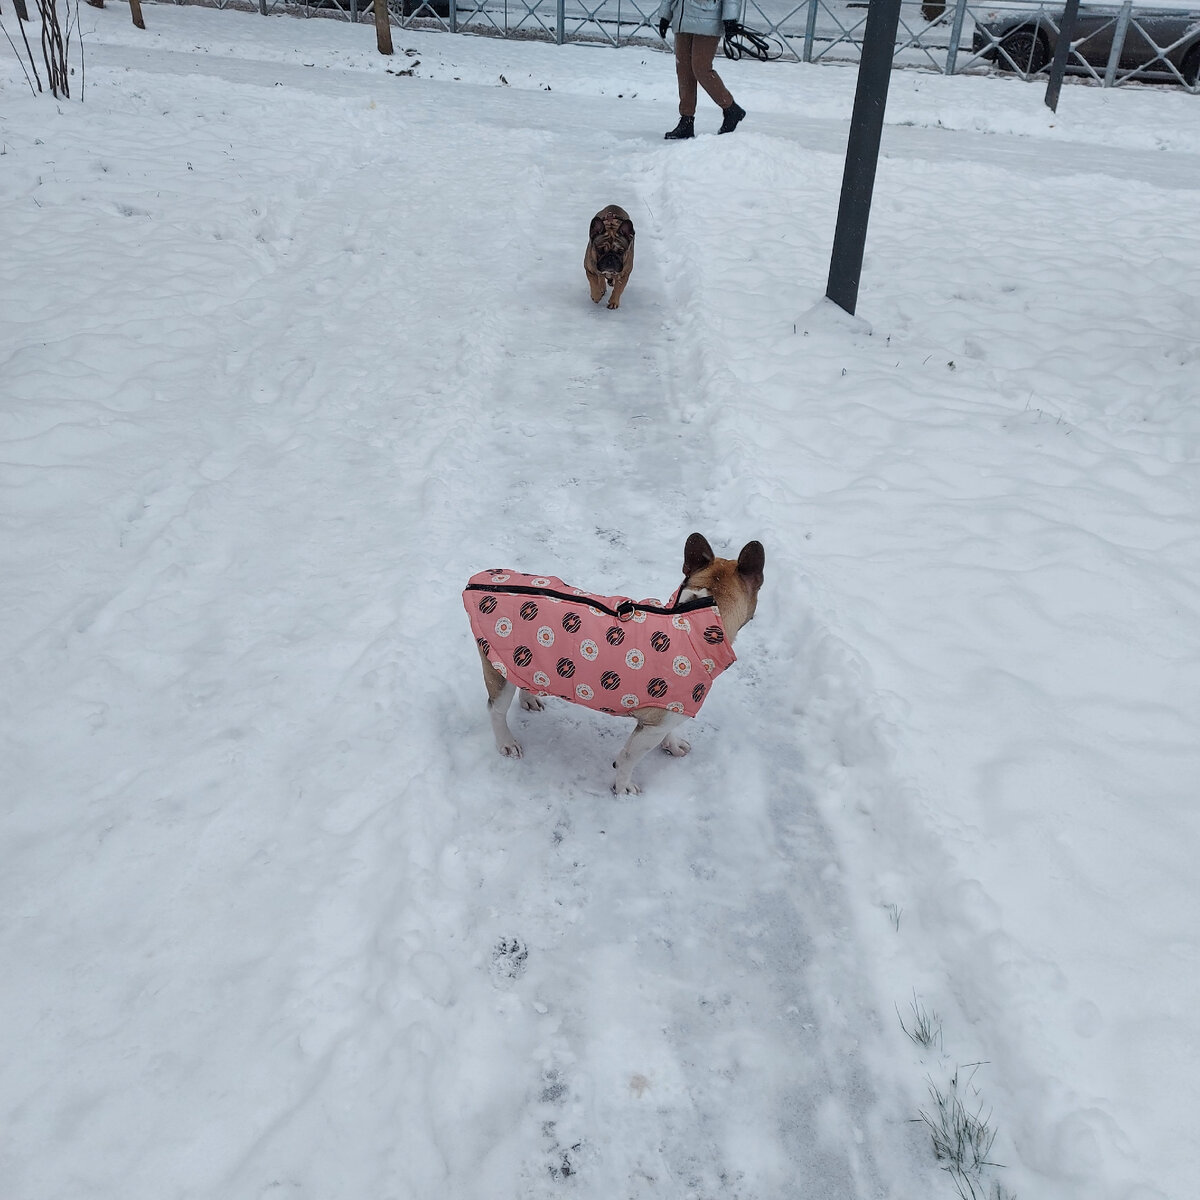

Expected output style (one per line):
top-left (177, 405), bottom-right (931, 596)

top-left (179, 0), bottom-right (1200, 91)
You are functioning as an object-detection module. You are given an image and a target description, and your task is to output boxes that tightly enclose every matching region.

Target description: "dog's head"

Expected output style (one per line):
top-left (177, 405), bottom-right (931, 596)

top-left (596, 249), bottom-right (626, 278)
top-left (679, 532), bottom-right (765, 640)
top-left (590, 213), bottom-right (635, 281)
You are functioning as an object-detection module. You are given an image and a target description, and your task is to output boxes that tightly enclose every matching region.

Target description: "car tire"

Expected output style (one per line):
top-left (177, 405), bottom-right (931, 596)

top-left (1182, 45), bottom-right (1200, 88)
top-left (998, 28), bottom-right (1050, 75)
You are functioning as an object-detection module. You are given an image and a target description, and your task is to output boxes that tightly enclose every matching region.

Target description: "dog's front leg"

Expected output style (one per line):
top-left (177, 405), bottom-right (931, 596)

top-left (607, 244), bottom-right (633, 309)
top-left (586, 268), bottom-right (607, 304)
top-left (607, 269), bottom-right (631, 310)
top-left (660, 729), bottom-right (690, 757)
top-left (612, 710), bottom-right (688, 795)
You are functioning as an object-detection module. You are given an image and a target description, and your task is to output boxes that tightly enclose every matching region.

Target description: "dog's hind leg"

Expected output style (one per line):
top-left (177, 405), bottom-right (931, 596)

top-left (612, 709), bottom-right (687, 795)
top-left (479, 650), bottom-right (523, 758)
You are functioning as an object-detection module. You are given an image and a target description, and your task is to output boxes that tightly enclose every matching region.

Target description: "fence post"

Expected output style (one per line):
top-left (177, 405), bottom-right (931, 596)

top-left (557, 0), bottom-right (565, 45)
top-left (944, 0), bottom-right (969, 74)
top-left (449, 0), bottom-right (457, 32)
top-left (1104, 0), bottom-right (1132, 87)
top-left (825, 0), bottom-right (903, 315)
top-left (1044, 0), bottom-right (1080, 110)
top-left (374, 0), bottom-right (394, 52)
top-left (802, 0), bottom-right (818, 63)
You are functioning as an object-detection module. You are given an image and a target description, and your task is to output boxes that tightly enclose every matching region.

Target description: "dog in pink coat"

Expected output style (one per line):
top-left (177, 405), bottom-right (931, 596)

top-left (464, 533), bottom-right (765, 794)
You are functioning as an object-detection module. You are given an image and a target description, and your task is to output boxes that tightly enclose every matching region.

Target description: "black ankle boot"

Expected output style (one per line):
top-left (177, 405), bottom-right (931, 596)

top-left (664, 115), bottom-right (695, 140)
top-left (718, 102), bottom-right (746, 134)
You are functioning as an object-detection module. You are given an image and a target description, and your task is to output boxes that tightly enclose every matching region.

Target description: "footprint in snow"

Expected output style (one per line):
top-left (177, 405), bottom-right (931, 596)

top-left (489, 935), bottom-right (528, 986)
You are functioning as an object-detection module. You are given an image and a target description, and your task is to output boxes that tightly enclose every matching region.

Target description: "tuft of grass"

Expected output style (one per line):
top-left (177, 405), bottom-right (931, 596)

top-left (884, 902), bottom-right (903, 931)
top-left (916, 1064), bottom-right (1014, 1200)
top-left (898, 992), bottom-right (943, 1052)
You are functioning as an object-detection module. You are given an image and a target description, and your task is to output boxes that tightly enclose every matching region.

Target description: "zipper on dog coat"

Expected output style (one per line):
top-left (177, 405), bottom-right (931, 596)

top-left (464, 570), bottom-right (736, 717)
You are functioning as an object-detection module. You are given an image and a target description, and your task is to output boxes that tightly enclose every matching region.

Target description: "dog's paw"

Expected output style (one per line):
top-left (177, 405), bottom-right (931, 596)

top-left (498, 738), bottom-right (523, 759)
top-left (519, 691), bottom-right (545, 713)
top-left (661, 734), bottom-right (691, 757)
top-left (612, 779), bottom-right (642, 796)
top-left (607, 299), bottom-right (619, 310)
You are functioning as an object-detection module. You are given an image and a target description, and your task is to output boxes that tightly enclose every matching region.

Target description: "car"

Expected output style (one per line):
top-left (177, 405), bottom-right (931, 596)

top-left (972, 2), bottom-right (1200, 84)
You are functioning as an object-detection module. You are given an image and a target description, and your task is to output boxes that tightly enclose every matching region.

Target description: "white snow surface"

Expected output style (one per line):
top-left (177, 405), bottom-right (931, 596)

top-left (2, 7), bottom-right (1199, 1200)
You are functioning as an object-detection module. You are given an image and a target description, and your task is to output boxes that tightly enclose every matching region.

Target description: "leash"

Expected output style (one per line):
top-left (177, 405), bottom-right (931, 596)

top-left (464, 581), bottom-right (716, 622)
top-left (722, 22), bottom-right (783, 62)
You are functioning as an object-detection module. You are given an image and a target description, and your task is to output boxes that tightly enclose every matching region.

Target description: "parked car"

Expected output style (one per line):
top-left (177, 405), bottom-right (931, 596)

top-left (972, 3), bottom-right (1200, 84)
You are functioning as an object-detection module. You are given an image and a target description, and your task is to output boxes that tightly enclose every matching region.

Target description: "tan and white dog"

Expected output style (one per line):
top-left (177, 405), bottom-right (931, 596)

top-left (584, 205), bottom-right (636, 310)
top-left (464, 533), bottom-right (765, 794)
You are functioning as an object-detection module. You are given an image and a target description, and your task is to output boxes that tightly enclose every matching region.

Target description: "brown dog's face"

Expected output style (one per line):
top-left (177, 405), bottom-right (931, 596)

top-left (590, 214), bottom-right (634, 282)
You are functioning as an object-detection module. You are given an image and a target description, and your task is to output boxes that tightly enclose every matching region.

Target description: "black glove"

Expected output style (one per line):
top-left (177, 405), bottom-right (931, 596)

top-left (724, 19), bottom-right (739, 37)
top-left (659, 17), bottom-right (670, 37)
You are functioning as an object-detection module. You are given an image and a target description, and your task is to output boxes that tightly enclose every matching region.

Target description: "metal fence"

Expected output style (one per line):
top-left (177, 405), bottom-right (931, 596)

top-left (175, 0), bottom-right (1200, 91)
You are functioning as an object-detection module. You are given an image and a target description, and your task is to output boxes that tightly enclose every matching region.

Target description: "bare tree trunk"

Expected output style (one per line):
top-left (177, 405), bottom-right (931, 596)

top-left (36, 0), bottom-right (70, 96)
top-left (374, 0), bottom-right (393, 56)
top-left (129, 0), bottom-right (144, 26)
top-left (9, 0), bottom-right (43, 93)
top-left (15, 0), bottom-right (34, 23)
top-left (84, 0), bottom-right (104, 8)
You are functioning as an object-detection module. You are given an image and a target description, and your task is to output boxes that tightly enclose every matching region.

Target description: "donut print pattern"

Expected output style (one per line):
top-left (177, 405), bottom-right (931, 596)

top-left (463, 570), bottom-right (736, 717)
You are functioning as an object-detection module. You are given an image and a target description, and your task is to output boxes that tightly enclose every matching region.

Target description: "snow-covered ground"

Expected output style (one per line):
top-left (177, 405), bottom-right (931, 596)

top-left (2, 7), bottom-right (1198, 1200)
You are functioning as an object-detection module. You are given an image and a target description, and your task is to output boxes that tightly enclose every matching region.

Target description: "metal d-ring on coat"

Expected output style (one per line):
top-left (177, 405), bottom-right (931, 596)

top-left (656, 0), bottom-right (742, 38)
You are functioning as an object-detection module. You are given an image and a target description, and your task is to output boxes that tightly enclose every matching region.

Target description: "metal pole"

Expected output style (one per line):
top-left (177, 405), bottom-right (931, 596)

top-left (944, 0), bottom-right (969, 75)
top-left (1104, 0), bottom-right (1132, 88)
top-left (802, 0), bottom-right (819, 63)
top-left (825, 0), bottom-right (904, 316)
top-left (1044, 0), bottom-right (1081, 111)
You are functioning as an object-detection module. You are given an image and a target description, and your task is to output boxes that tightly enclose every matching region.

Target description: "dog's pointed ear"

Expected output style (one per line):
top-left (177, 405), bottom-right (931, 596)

top-left (683, 532), bottom-right (715, 578)
top-left (589, 216), bottom-right (606, 240)
top-left (737, 541), bottom-right (765, 585)
top-left (619, 219), bottom-right (635, 240)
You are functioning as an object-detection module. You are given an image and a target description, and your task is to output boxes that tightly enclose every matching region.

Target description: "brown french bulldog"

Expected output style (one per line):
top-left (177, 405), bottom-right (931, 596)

top-left (584, 205), bottom-right (636, 310)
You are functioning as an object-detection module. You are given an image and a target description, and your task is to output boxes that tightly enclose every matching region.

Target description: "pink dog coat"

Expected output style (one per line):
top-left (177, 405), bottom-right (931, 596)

top-left (464, 570), bottom-right (736, 717)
